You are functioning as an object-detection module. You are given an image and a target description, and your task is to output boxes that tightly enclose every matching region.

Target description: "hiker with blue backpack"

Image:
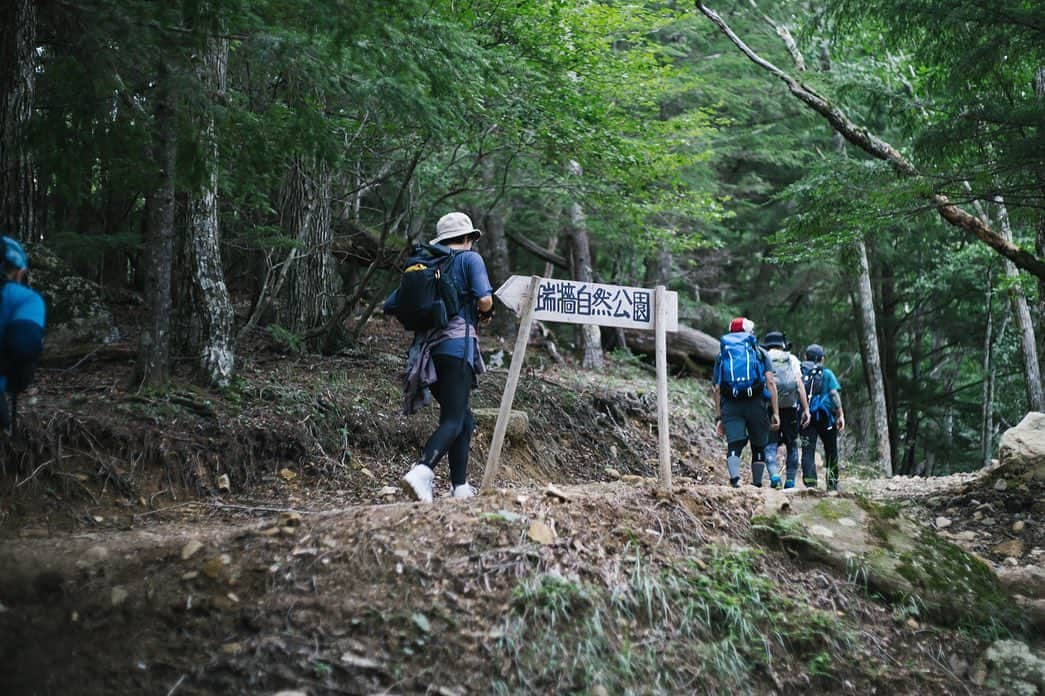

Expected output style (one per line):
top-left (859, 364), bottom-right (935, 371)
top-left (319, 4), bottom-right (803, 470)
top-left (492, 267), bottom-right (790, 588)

top-left (799, 344), bottom-right (846, 491)
top-left (712, 317), bottom-right (780, 488)
top-left (0, 237), bottom-right (46, 434)
top-left (384, 212), bottom-right (493, 503)
top-left (761, 331), bottom-right (810, 489)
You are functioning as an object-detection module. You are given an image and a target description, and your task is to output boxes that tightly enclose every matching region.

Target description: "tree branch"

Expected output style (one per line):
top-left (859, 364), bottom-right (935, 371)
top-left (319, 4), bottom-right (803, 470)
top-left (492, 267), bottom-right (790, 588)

top-left (506, 230), bottom-right (569, 270)
top-left (696, 2), bottom-right (1045, 280)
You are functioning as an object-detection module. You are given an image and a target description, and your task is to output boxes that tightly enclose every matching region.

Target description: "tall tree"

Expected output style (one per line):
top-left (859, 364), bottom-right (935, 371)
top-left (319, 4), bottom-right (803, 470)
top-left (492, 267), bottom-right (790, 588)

top-left (277, 157), bottom-right (339, 346)
top-left (134, 62), bottom-right (177, 388)
top-left (0, 0), bottom-right (37, 240)
top-left (566, 161), bottom-right (603, 370)
top-left (187, 37), bottom-right (235, 387)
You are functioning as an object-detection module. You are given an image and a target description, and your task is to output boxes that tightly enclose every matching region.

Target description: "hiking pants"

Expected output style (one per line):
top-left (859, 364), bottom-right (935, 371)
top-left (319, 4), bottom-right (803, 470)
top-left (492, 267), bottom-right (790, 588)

top-left (720, 396), bottom-right (776, 483)
top-left (421, 355), bottom-right (475, 486)
top-left (765, 406), bottom-right (800, 484)
top-left (800, 415), bottom-right (839, 489)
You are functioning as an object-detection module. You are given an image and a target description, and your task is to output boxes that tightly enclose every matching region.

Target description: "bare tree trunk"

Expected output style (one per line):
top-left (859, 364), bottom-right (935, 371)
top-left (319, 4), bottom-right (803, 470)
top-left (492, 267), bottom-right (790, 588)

top-left (0, 0), bottom-right (36, 240)
top-left (278, 157), bottom-right (339, 348)
top-left (879, 261), bottom-right (900, 465)
top-left (188, 38), bottom-right (234, 387)
top-left (543, 224), bottom-right (560, 279)
top-left (478, 160), bottom-right (514, 337)
top-left (644, 247), bottom-right (673, 287)
top-left (981, 266), bottom-right (996, 466)
top-left (1035, 68), bottom-right (1045, 382)
top-left (135, 65), bottom-right (176, 388)
top-left (1038, 216), bottom-right (1045, 382)
top-left (855, 239), bottom-right (893, 474)
top-left (900, 315), bottom-right (923, 476)
top-left (565, 161), bottom-right (603, 369)
top-left (994, 197), bottom-right (1044, 410)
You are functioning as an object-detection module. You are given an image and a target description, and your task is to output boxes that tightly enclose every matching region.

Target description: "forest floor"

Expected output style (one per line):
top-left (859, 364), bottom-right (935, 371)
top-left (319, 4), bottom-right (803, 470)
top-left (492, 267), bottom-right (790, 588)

top-left (0, 317), bottom-right (1039, 695)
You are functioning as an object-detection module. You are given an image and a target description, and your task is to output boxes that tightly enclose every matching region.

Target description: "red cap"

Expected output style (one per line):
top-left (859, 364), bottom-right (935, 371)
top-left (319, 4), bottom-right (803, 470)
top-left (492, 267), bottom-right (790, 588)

top-left (729, 317), bottom-right (753, 333)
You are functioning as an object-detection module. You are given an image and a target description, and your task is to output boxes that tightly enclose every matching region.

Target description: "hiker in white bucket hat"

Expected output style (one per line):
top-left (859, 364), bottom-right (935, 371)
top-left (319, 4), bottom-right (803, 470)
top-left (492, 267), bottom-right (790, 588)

top-left (394, 211), bottom-right (493, 503)
top-left (429, 212), bottom-right (483, 246)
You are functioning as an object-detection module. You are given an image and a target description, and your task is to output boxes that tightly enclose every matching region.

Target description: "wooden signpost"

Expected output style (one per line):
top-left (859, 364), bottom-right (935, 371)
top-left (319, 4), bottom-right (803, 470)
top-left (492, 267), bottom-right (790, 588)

top-left (481, 275), bottom-right (679, 492)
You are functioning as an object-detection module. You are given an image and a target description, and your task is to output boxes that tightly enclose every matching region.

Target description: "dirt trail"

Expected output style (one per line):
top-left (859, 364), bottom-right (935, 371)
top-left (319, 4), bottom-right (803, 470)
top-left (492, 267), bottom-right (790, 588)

top-left (0, 479), bottom-right (988, 695)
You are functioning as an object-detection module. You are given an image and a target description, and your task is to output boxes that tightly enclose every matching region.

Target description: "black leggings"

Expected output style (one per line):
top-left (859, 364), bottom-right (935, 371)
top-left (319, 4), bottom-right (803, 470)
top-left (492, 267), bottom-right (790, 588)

top-left (420, 355), bottom-right (475, 487)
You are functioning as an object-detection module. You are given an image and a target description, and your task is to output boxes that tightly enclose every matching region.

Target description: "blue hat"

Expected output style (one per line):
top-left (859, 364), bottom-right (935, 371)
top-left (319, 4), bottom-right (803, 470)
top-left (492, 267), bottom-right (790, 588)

top-left (805, 344), bottom-right (825, 361)
top-left (2, 236), bottom-right (27, 270)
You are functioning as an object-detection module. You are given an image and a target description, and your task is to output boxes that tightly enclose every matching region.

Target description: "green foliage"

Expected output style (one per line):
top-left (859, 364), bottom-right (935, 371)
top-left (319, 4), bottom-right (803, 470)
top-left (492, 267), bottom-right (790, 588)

top-left (266, 324), bottom-right (304, 354)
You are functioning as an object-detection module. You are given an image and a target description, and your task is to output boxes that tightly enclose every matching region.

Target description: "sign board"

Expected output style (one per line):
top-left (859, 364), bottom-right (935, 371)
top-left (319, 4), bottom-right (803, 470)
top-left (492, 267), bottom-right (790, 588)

top-left (496, 276), bottom-right (679, 332)
top-left (483, 276), bottom-right (677, 493)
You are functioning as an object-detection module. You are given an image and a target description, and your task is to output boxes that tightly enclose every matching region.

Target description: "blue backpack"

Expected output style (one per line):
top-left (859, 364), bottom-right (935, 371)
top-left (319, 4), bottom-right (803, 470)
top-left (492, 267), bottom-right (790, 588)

top-left (716, 332), bottom-right (765, 399)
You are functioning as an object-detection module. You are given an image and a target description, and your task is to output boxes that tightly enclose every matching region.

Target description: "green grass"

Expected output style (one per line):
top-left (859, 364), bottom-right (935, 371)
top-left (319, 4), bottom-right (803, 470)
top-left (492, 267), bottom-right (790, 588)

top-left (493, 547), bottom-right (858, 694)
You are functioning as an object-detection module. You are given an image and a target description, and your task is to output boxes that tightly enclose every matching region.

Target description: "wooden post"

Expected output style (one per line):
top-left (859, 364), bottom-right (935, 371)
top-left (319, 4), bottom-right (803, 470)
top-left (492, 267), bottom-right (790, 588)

top-left (481, 275), bottom-right (541, 490)
top-left (655, 285), bottom-right (672, 491)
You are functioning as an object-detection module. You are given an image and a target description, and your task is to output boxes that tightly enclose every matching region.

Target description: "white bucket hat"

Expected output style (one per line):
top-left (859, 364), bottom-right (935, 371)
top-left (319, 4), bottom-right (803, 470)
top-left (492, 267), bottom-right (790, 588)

top-left (429, 212), bottom-right (482, 246)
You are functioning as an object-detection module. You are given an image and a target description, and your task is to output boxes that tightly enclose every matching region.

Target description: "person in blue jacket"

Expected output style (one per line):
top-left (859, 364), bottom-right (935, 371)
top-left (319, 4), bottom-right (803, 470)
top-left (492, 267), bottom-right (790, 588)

top-left (799, 344), bottom-right (846, 491)
top-left (0, 236), bottom-right (46, 431)
top-left (385, 213), bottom-right (493, 503)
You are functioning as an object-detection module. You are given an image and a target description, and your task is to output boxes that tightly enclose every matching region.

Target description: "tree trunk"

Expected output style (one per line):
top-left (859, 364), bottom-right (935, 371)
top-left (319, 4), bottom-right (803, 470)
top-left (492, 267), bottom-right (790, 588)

top-left (1035, 68), bottom-right (1045, 382)
top-left (644, 247), bottom-right (673, 287)
top-left (477, 162), bottom-right (515, 337)
top-left (854, 239), bottom-right (892, 474)
top-left (1037, 215), bottom-right (1045, 382)
top-left (0, 0), bottom-right (36, 240)
top-left (993, 197), bottom-right (1043, 410)
top-left (134, 65), bottom-right (177, 388)
top-left (543, 224), bottom-right (560, 279)
top-left (565, 161), bottom-right (603, 370)
top-left (985, 309), bottom-right (1011, 466)
top-left (900, 317), bottom-right (923, 476)
top-left (981, 265), bottom-right (995, 468)
top-left (878, 243), bottom-right (900, 466)
top-left (188, 38), bottom-right (235, 386)
top-left (278, 157), bottom-right (340, 349)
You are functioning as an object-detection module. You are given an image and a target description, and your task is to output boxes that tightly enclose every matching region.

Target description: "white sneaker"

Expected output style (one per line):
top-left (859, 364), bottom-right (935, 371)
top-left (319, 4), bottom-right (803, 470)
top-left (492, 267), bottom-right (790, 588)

top-left (451, 483), bottom-right (477, 499)
top-left (401, 464), bottom-right (434, 503)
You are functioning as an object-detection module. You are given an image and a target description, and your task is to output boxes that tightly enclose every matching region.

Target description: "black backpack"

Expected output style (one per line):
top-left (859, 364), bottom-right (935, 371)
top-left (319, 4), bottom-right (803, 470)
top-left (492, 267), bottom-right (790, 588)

top-left (801, 360), bottom-right (824, 399)
top-left (385, 243), bottom-right (464, 332)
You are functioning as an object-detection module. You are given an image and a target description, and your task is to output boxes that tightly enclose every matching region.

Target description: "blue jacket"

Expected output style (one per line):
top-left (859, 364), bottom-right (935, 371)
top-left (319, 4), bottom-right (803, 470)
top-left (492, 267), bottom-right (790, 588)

top-left (0, 279), bottom-right (46, 393)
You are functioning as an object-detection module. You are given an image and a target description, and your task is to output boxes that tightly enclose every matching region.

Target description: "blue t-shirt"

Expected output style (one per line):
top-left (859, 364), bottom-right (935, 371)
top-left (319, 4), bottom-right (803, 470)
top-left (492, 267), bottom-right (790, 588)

top-left (821, 367), bottom-right (841, 394)
top-left (430, 251), bottom-right (493, 360)
top-left (0, 281), bottom-right (46, 393)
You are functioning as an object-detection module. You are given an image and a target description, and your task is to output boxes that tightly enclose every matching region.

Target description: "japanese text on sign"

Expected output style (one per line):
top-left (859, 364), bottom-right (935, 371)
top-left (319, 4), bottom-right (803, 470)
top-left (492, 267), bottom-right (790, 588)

top-left (535, 282), bottom-right (651, 323)
top-left (495, 275), bottom-right (678, 332)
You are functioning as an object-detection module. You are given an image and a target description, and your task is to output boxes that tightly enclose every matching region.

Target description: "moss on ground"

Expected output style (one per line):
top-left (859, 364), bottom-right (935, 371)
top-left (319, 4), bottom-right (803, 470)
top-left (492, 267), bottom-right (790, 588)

top-left (759, 495), bottom-right (1023, 640)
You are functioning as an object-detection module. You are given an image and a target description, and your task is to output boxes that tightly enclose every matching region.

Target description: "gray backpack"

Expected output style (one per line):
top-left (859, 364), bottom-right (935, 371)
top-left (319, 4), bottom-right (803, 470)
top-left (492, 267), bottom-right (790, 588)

top-left (770, 351), bottom-right (799, 408)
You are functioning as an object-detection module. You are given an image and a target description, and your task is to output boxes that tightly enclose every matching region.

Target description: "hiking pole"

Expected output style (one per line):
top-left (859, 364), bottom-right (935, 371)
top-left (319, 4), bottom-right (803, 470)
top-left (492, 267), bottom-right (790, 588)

top-left (9, 394), bottom-right (16, 436)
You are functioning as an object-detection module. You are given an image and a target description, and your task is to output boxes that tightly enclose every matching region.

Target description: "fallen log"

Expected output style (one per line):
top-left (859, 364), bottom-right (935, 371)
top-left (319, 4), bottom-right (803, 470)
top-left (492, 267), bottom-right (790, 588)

top-left (624, 324), bottom-right (718, 370)
top-left (41, 343), bottom-right (137, 369)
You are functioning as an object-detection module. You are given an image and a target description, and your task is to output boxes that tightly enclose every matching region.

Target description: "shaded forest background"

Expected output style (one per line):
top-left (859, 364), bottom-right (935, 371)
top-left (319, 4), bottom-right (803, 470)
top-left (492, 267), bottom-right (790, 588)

top-left (2, 0), bottom-right (1043, 476)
